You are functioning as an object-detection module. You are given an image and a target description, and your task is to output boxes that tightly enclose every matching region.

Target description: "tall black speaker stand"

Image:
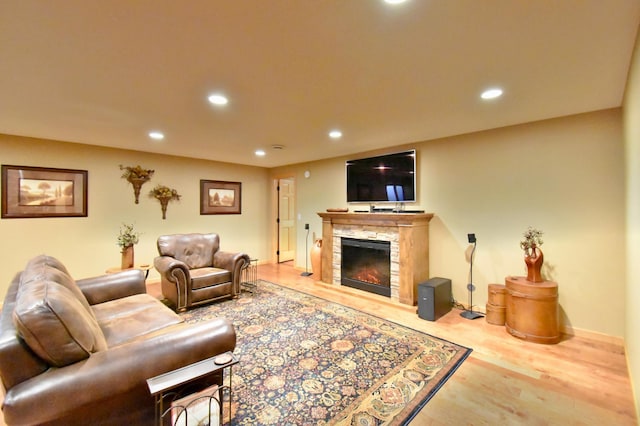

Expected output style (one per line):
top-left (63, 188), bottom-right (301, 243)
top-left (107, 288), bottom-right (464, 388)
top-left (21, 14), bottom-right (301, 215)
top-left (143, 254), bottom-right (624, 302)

top-left (461, 233), bottom-right (483, 320)
top-left (301, 226), bottom-right (312, 277)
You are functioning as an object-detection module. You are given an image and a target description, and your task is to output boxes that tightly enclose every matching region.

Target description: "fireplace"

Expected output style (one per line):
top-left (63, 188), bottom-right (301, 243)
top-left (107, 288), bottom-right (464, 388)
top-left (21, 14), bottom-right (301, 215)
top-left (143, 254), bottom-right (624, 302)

top-left (319, 212), bottom-right (433, 305)
top-left (341, 237), bottom-right (391, 297)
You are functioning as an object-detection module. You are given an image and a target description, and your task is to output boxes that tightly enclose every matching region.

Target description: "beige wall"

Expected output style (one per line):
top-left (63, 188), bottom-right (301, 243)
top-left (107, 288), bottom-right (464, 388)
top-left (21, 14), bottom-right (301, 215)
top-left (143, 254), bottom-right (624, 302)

top-left (0, 103), bottom-right (632, 406)
top-left (1, 107), bottom-right (631, 389)
top-left (0, 134), bottom-right (271, 290)
top-left (624, 24), bottom-right (640, 419)
top-left (271, 109), bottom-right (626, 338)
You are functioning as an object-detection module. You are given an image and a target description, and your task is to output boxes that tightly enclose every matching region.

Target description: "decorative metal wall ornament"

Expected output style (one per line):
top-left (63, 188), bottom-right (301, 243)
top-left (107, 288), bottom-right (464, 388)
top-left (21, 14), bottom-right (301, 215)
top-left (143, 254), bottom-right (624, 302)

top-left (119, 165), bottom-right (154, 204)
top-left (149, 184), bottom-right (181, 219)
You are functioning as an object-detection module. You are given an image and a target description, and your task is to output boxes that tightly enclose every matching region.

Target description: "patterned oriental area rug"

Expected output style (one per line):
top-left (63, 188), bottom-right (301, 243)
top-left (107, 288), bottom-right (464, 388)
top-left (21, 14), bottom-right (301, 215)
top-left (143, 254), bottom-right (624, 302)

top-left (180, 280), bottom-right (472, 425)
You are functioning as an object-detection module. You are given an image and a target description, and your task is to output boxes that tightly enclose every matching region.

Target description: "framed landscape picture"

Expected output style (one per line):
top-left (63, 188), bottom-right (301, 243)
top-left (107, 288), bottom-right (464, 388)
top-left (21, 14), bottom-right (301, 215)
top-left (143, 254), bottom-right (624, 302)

top-left (1, 165), bottom-right (88, 218)
top-left (200, 180), bottom-right (241, 215)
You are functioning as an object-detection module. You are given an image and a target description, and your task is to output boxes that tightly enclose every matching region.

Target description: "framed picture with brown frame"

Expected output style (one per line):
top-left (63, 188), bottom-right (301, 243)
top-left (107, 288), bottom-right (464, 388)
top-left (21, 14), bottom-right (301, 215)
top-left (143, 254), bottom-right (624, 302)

top-left (1, 165), bottom-right (88, 219)
top-left (200, 180), bottom-right (241, 215)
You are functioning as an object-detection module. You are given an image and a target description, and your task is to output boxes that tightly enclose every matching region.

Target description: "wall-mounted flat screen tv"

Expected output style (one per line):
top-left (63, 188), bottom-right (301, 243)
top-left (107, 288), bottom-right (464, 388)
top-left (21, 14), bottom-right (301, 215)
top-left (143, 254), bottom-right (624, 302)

top-left (346, 149), bottom-right (416, 203)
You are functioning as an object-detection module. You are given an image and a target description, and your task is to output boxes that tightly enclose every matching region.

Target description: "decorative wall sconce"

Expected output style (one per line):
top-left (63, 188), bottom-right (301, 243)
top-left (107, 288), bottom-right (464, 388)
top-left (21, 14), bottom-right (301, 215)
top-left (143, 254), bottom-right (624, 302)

top-left (119, 165), bottom-right (154, 204)
top-left (149, 184), bottom-right (181, 219)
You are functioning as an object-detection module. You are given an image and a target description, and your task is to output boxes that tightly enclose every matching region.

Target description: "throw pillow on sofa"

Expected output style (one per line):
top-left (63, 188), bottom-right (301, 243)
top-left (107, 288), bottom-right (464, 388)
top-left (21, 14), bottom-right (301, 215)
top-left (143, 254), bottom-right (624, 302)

top-left (24, 254), bottom-right (73, 276)
top-left (20, 257), bottom-right (94, 316)
top-left (13, 277), bottom-right (108, 368)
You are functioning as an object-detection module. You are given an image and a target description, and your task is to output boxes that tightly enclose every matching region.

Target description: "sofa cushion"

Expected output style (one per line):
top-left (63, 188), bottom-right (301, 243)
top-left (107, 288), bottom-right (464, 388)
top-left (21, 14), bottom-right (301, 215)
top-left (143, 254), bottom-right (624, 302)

top-left (13, 280), bottom-right (108, 367)
top-left (92, 293), bottom-right (183, 347)
top-left (190, 267), bottom-right (232, 290)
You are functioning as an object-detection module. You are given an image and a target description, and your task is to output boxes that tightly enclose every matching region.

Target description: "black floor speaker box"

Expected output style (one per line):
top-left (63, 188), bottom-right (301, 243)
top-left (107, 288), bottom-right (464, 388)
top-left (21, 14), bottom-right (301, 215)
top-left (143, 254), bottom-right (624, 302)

top-left (418, 277), bottom-right (452, 321)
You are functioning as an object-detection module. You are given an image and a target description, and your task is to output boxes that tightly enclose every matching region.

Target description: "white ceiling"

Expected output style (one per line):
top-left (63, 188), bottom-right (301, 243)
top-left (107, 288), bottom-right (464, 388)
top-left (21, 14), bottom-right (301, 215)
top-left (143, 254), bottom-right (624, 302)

top-left (1, 1), bottom-right (639, 168)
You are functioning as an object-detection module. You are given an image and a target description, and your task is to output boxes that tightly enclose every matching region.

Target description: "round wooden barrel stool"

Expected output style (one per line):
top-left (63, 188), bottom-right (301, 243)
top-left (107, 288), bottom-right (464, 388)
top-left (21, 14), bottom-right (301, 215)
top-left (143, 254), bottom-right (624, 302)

top-left (505, 276), bottom-right (560, 344)
top-left (486, 284), bottom-right (506, 325)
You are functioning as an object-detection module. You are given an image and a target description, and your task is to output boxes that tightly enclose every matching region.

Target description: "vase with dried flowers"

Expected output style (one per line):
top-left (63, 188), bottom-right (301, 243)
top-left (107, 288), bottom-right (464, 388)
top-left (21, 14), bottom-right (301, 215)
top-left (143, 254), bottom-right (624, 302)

top-left (149, 184), bottom-right (181, 219)
top-left (520, 226), bottom-right (544, 282)
top-left (117, 223), bottom-right (140, 269)
top-left (119, 165), bottom-right (154, 204)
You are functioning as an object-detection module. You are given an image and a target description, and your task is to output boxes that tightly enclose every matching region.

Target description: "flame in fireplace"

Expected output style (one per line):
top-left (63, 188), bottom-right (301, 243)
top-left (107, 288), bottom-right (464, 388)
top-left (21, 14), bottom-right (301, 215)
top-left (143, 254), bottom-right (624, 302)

top-left (353, 268), bottom-right (384, 285)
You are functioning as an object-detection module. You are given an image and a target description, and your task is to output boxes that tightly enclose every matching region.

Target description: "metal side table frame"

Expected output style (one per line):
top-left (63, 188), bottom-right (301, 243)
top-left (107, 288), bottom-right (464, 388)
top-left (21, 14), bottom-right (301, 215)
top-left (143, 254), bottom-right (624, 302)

top-left (146, 351), bottom-right (238, 425)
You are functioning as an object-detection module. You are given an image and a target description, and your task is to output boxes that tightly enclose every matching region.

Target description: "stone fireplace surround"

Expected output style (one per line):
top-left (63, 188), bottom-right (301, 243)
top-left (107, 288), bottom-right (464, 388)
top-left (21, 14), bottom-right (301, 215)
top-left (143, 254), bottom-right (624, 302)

top-left (318, 212), bottom-right (434, 305)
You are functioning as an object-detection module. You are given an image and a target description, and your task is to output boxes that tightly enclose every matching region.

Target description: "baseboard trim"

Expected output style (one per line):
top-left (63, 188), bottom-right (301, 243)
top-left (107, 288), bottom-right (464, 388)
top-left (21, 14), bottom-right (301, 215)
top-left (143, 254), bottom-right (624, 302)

top-left (560, 325), bottom-right (624, 346)
top-left (463, 302), bottom-right (625, 347)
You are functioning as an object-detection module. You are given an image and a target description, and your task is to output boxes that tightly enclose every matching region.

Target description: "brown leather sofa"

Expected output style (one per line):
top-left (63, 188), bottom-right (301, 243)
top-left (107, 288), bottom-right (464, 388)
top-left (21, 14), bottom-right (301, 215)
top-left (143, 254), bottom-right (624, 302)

top-left (0, 255), bottom-right (236, 426)
top-left (154, 233), bottom-right (250, 311)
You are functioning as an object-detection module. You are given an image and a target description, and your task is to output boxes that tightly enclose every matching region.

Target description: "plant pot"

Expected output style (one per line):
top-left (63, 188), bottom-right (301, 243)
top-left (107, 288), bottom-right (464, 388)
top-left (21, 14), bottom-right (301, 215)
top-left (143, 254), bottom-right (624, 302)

top-left (524, 246), bottom-right (544, 283)
top-left (121, 245), bottom-right (134, 269)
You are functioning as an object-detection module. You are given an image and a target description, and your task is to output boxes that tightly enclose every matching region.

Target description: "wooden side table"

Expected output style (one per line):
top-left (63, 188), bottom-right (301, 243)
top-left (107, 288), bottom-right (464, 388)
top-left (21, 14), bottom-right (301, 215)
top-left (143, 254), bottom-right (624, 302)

top-left (505, 276), bottom-right (560, 344)
top-left (106, 264), bottom-right (152, 280)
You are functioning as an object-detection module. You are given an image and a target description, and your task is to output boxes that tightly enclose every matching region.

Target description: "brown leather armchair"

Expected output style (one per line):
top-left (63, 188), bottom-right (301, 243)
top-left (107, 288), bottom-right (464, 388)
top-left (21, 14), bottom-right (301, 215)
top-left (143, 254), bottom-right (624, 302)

top-left (154, 233), bottom-right (250, 311)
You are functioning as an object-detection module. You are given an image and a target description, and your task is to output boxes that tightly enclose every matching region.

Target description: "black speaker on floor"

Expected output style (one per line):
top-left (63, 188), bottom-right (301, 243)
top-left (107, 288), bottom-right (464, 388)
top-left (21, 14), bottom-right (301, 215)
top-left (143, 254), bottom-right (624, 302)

top-left (418, 277), bottom-right (452, 321)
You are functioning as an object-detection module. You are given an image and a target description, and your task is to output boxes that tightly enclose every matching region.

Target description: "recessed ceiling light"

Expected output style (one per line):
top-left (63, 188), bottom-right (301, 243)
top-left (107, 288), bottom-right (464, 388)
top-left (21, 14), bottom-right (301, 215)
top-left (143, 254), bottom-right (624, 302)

top-left (255, 149), bottom-right (266, 156)
top-left (329, 130), bottom-right (343, 139)
top-left (208, 94), bottom-right (229, 105)
top-left (385, 0), bottom-right (408, 4)
top-left (481, 88), bottom-right (503, 100)
top-left (148, 131), bottom-right (164, 140)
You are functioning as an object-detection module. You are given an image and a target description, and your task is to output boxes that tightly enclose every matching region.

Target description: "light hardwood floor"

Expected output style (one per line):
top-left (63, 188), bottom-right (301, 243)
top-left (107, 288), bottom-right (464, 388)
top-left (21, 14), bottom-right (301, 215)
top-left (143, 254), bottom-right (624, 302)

top-left (248, 262), bottom-right (637, 425)
top-left (1, 262), bottom-right (635, 425)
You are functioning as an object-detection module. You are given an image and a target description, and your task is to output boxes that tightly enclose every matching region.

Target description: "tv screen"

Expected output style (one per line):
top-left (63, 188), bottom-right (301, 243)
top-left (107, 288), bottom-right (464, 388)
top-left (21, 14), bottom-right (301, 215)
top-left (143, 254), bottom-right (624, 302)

top-left (346, 150), bottom-right (416, 203)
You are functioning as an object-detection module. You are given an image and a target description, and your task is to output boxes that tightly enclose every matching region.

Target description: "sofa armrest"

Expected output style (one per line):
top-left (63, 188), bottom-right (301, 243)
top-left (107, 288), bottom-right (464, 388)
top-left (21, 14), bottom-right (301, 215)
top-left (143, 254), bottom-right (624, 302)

top-left (215, 251), bottom-right (250, 295)
top-left (214, 251), bottom-right (250, 275)
top-left (155, 256), bottom-right (192, 311)
top-left (77, 269), bottom-right (146, 305)
top-left (154, 256), bottom-right (190, 281)
top-left (2, 318), bottom-right (236, 426)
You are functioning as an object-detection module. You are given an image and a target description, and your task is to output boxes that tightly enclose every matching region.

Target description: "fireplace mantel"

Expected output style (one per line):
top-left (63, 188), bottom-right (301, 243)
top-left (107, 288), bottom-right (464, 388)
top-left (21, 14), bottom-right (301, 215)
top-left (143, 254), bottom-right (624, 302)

top-left (318, 212), bottom-right (434, 305)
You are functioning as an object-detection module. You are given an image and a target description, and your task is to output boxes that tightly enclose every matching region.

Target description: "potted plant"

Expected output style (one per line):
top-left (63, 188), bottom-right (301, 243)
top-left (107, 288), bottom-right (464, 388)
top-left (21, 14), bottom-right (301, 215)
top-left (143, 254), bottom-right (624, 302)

top-left (520, 226), bottom-right (544, 282)
top-left (117, 223), bottom-right (141, 269)
top-left (149, 184), bottom-right (181, 219)
top-left (119, 165), bottom-right (154, 204)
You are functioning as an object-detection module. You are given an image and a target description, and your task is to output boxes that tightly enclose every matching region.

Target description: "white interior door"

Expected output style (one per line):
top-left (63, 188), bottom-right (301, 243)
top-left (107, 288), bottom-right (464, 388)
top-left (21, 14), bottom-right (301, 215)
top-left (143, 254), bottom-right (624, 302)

top-left (278, 178), bottom-right (295, 262)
